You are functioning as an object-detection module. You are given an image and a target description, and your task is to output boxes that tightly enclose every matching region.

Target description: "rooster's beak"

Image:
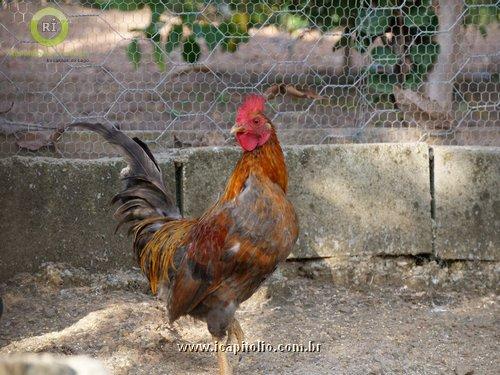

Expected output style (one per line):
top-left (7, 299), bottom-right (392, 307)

top-left (230, 124), bottom-right (245, 134)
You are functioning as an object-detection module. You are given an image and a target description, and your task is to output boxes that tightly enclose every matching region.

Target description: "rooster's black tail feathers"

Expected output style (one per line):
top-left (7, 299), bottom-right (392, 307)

top-left (71, 122), bottom-right (180, 234)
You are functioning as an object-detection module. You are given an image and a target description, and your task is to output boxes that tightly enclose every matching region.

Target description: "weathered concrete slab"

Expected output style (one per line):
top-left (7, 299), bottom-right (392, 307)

top-left (176, 147), bottom-right (241, 216)
top-left (5, 143), bottom-right (500, 282)
top-left (0, 354), bottom-right (107, 375)
top-left (0, 156), bottom-right (176, 282)
top-left (287, 144), bottom-right (432, 257)
top-left (433, 146), bottom-right (500, 260)
top-left (178, 143), bottom-right (432, 258)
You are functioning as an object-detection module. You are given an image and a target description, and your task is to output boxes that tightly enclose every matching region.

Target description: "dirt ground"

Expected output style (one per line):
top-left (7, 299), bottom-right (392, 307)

top-left (0, 262), bottom-right (498, 375)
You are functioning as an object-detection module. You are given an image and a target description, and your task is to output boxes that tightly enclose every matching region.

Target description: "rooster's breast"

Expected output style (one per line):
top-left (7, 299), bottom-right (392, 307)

top-left (227, 173), bottom-right (299, 262)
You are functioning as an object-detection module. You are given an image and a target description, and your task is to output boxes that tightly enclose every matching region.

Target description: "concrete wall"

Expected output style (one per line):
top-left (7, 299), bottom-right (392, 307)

top-left (0, 156), bottom-right (175, 281)
top-left (179, 144), bottom-right (432, 258)
top-left (433, 146), bottom-right (499, 260)
top-left (0, 144), bottom-right (498, 282)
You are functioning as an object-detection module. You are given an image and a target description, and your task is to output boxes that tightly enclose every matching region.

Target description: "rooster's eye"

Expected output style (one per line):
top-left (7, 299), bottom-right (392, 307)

top-left (252, 118), bottom-right (260, 125)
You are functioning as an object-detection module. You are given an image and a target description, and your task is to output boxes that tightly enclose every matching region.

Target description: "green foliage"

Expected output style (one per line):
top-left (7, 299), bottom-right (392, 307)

top-left (219, 14), bottom-right (250, 52)
top-left (81, 0), bottom-right (250, 69)
top-left (404, 5), bottom-right (439, 32)
top-left (165, 25), bottom-right (183, 53)
top-left (82, 0), bottom-right (498, 83)
top-left (371, 46), bottom-right (398, 67)
top-left (356, 8), bottom-right (393, 36)
top-left (279, 13), bottom-right (309, 32)
top-left (193, 24), bottom-right (225, 51)
top-left (463, 0), bottom-right (499, 37)
top-left (409, 42), bottom-right (440, 75)
top-left (126, 38), bottom-right (141, 69)
top-left (237, 0), bottom-right (441, 101)
top-left (315, 1), bottom-right (441, 101)
top-left (298, 0), bottom-right (361, 32)
top-left (182, 36), bottom-right (201, 63)
top-left (80, 0), bottom-right (145, 11)
top-left (367, 72), bottom-right (398, 95)
top-left (152, 42), bottom-right (166, 71)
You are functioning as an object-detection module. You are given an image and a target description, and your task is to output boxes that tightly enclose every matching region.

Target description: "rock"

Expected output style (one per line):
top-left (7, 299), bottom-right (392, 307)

top-left (0, 353), bottom-right (107, 375)
top-left (454, 365), bottom-right (474, 375)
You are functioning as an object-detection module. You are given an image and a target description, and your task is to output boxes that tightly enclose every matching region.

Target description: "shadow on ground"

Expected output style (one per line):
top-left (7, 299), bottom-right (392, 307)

top-left (0, 263), bottom-right (497, 375)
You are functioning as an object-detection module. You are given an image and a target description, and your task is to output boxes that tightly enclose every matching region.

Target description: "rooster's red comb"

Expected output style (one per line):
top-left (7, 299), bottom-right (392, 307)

top-left (236, 95), bottom-right (266, 124)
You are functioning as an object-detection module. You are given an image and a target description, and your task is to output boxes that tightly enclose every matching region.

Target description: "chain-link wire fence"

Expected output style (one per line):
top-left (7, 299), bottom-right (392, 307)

top-left (0, 0), bottom-right (498, 158)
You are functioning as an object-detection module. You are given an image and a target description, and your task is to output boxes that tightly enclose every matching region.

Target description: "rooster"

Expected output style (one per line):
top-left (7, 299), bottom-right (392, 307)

top-left (73, 95), bottom-right (299, 375)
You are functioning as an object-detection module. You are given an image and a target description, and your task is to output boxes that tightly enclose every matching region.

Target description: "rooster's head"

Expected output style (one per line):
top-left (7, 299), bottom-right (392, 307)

top-left (231, 95), bottom-right (273, 152)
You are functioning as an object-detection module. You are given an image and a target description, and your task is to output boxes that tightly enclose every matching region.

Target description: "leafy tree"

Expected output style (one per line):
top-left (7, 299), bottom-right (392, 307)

top-left (81, 0), bottom-right (250, 70)
top-left (80, 0), bottom-right (498, 94)
top-left (266, 0), bottom-right (441, 103)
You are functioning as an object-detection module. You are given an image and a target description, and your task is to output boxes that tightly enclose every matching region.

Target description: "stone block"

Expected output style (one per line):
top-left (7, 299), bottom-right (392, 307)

top-left (433, 146), bottom-right (499, 260)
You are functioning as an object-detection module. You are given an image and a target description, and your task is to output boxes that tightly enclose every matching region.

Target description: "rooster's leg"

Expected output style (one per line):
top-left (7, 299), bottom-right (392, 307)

top-left (228, 319), bottom-right (244, 348)
top-left (213, 335), bottom-right (233, 375)
top-left (228, 319), bottom-right (245, 365)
